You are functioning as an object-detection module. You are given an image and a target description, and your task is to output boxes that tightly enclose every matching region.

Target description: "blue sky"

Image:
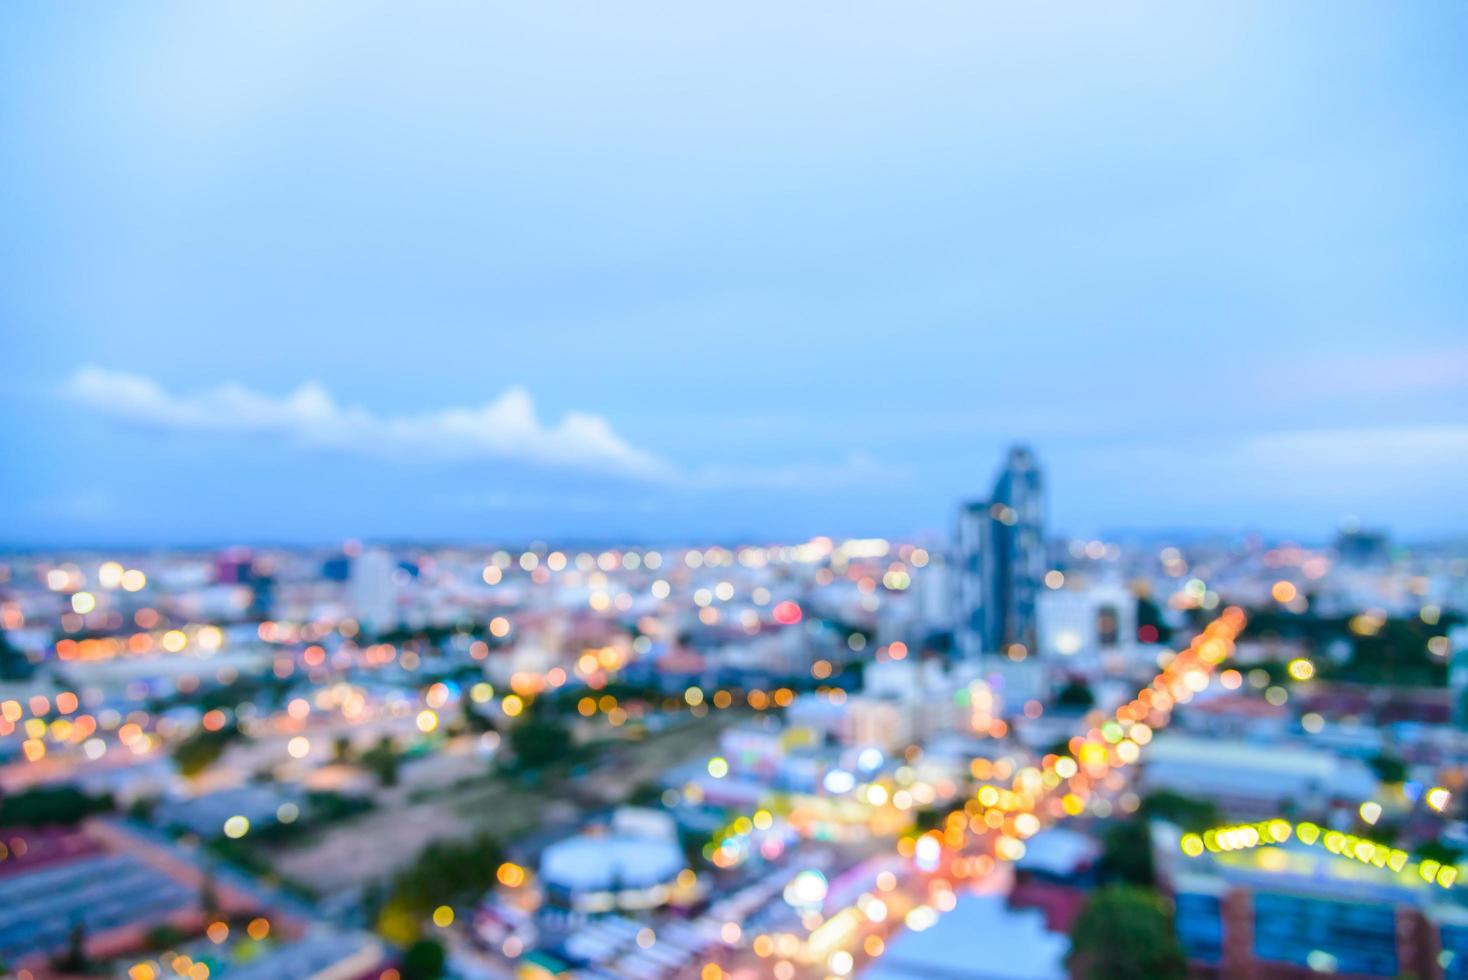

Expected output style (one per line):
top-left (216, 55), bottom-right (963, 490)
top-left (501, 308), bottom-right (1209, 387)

top-left (2, 2), bottom-right (1465, 546)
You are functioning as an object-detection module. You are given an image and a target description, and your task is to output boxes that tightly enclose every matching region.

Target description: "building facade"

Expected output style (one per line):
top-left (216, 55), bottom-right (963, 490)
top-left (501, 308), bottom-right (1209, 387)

top-left (954, 445), bottom-right (1046, 658)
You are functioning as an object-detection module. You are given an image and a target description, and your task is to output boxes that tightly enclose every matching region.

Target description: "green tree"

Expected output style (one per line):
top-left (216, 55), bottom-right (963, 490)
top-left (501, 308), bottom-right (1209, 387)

top-left (509, 717), bottom-right (572, 770)
top-left (1368, 754), bottom-right (1407, 784)
top-left (1055, 679), bottom-right (1095, 711)
top-left (1415, 840), bottom-right (1463, 866)
top-left (389, 831), bottom-right (504, 916)
top-left (1139, 790), bottom-right (1221, 833)
top-left (173, 725), bottom-right (241, 778)
top-left (1097, 820), bottom-right (1155, 887)
top-left (401, 938), bottom-right (446, 980)
top-left (0, 785), bottom-right (114, 826)
top-left (361, 736), bottom-right (401, 786)
top-left (1067, 886), bottom-right (1186, 980)
top-left (145, 923), bottom-right (187, 951)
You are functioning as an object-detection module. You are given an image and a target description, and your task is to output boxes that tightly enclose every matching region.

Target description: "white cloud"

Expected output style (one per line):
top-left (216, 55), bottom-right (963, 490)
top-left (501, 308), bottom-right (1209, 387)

top-left (1238, 424), bottom-right (1468, 470)
top-left (65, 366), bottom-right (902, 491)
top-left (65, 366), bottom-right (673, 478)
top-left (1074, 423), bottom-right (1468, 514)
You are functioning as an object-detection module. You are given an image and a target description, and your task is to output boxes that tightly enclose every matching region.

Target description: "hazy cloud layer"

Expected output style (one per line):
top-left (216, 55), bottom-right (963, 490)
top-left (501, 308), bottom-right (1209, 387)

top-left (66, 366), bottom-right (673, 478)
top-left (65, 367), bottom-right (893, 493)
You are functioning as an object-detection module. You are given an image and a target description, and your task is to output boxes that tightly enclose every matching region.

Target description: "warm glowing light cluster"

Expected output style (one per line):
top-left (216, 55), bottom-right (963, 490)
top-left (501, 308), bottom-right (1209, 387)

top-left (1179, 817), bottom-right (1461, 889)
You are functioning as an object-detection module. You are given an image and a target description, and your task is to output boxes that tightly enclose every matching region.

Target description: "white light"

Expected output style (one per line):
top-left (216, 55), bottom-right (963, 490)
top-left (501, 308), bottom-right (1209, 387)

top-left (914, 835), bottom-right (941, 872)
top-left (784, 870), bottom-right (829, 909)
top-left (823, 769), bottom-right (856, 794)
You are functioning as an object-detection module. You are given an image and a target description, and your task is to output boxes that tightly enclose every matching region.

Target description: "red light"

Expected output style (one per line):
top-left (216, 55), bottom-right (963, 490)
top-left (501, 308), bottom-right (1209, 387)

top-left (1138, 625), bottom-right (1159, 643)
top-left (772, 601), bottom-right (802, 625)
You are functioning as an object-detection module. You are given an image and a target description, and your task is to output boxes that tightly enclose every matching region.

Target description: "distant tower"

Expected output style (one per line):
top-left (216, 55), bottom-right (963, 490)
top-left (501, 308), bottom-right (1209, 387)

top-left (954, 446), bottom-right (1046, 658)
top-left (350, 549), bottom-right (398, 636)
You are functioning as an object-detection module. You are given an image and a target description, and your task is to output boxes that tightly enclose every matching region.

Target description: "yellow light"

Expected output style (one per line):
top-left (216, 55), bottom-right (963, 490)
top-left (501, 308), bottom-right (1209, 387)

top-left (287, 736), bottom-right (311, 759)
top-left (707, 757), bottom-right (729, 778)
top-left (121, 569), bottom-right (147, 591)
top-left (71, 591), bottom-right (97, 614)
top-left (685, 686), bottom-right (705, 707)
top-left (502, 694), bottom-right (523, 717)
top-left (223, 815), bottom-right (249, 839)
top-left (432, 905), bottom-right (454, 928)
top-left (471, 682), bottom-right (493, 703)
top-left (1287, 658), bottom-right (1315, 681)
top-left (1358, 801), bottom-right (1381, 825)
top-left (416, 710), bottom-right (439, 733)
top-left (1426, 787), bottom-right (1451, 812)
top-left (497, 862), bottom-right (526, 887)
top-left (1180, 834), bottom-right (1204, 857)
top-left (1271, 581), bottom-right (1297, 603)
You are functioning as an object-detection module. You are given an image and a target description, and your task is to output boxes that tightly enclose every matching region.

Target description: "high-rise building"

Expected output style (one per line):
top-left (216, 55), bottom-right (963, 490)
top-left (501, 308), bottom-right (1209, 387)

top-left (954, 445), bottom-right (1046, 658)
top-left (1036, 581), bottom-right (1136, 658)
top-left (350, 548), bottom-right (398, 636)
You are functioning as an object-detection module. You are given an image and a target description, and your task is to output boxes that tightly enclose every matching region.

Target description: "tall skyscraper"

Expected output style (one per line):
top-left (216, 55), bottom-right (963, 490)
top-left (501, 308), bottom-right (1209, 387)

top-left (954, 445), bottom-right (1046, 658)
top-left (350, 549), bottom-right (398, 636)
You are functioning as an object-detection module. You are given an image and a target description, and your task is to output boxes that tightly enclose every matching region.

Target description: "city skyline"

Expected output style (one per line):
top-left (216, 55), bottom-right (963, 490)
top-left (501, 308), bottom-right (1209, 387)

top-left (4, 2), bottom-right (1467, 546)
top-left (2, 6), bottom-right (1466, 978)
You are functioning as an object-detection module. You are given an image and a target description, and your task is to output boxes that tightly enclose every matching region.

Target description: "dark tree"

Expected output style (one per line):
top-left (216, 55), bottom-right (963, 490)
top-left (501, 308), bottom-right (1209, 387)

top-left (55, 918), bottom-right (88, 973)
top-left (1055, 679), bottom-right (1095, 711)
top-left (1139, 790), bottom-right (1221, 833)
top-left (0, 628), bottom-right (34, 681)
top-left (0, 785), bottom-right (114, 827)
top-left (388, 831), bottom-right (504, 919)
top-left (173, 725), bottom-right (242, 777)
top-left (200, 866), bottom-right (221, 916)
top-left (1067, 886), bottom-right (1187, 980)
top-left (1097, 820), bottom-right (1155, 887)
top-left (361, 736), bottom-right (401, 786)
top-left (1368, 754), bottom-right (1407, 784)
top-left (401, 938), bottom-right (446, 980)
top-left (509, 717), bottom-right (572, 770)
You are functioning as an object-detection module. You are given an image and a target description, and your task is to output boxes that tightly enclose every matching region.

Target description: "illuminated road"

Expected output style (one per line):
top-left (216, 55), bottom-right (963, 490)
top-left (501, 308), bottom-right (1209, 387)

top-left (699, 608), bottom-right (1247, 980)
